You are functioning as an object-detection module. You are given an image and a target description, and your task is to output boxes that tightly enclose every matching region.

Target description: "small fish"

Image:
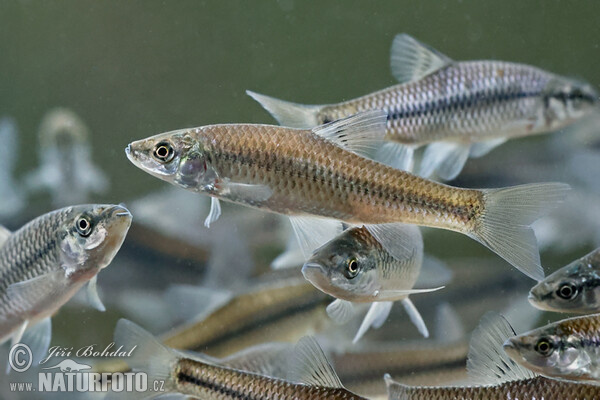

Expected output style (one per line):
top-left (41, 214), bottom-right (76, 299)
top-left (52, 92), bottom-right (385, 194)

top-left (504, 313), bottom-right (600, 384)
top-left (126, 110), bottom-right (568, 281)
top-left (528, 248), bottom-right (600, 313)
top-left (333, 304), bottom-right (469, 397)
top-left (109, 319), bottom-right (369, 400)
top-left (302, 224), bottom-right (442, 342)
top-left (0, 204), bottom-right (131, 365)
top-left (25, 108), bottom-right (109, 207)
top-left (248, 34), bottom-right (598, 180)
top-left (0, 117), bottom-right (24, 218)
top-left (93, 269), bottom-right (331, 376)
top-left (386, 312), bottom-right (600, 400)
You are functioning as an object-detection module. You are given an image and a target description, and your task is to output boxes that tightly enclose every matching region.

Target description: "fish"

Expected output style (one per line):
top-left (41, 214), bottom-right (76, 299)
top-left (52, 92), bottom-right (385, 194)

top-left (25, 108), bottom-right (109, 207)
top-left (333, 303), bottom-right (469, 397)
top-left (126, 109), bottom-right (568, 281)
top-left (248, 33), bottom-right (598, 180)
top-left (0, 117), bottom-right (24, 218)
top-left (302, 223), bottom-right (443, 342)
top-left (386, 312), bottom-right (600, 400)
top-left (108, 319), bottom-right (369, 400)
top-left (0, 204), bottom-right (131, 366)
top-left (504, 313), bottom-right (600, 384)
top-left (93, 269), bottom-right (331, 375)
top-left (528, 247), bottom-right (600, 313)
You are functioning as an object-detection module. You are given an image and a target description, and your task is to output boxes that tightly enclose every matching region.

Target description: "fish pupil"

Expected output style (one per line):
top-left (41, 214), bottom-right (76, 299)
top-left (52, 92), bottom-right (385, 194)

top-left (557, 283), bottom-right (577, 300)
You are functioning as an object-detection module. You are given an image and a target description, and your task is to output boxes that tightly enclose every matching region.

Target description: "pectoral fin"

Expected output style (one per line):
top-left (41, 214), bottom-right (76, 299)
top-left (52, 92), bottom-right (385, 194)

top-left (353, 301), bottom-right (393, 343)
top-left (204, 197), bottom-right (222, 228)
top-left (375, 142), bottom-right (416, 172)
top-left (289, 216), bottom-right (343, 260)
top-left (326, 299), bottom-right (355, 325)
top-left (86, 275), bottom-right (106, 312)
top-left (7, 270), bottom-right (66, 306)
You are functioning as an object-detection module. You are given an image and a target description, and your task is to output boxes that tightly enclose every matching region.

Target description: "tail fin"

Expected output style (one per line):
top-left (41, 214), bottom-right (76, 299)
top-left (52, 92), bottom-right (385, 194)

top-left (246, 90), bottom-right (322, 128)
top-left (471, 183), bottom-right (570, 281)
top-left (107, 319), bottom-right (176, 399)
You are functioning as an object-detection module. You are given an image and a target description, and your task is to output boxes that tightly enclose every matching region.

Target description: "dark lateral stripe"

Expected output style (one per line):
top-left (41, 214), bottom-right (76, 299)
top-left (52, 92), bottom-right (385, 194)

top-left (195, 294), bottom-right (328, 351)
top-left (340, 357), bottom-right (466, 384)
top-left (178, 371), bottom-right (257, 400)
top-left (387, 90), bottom-right (541, 121)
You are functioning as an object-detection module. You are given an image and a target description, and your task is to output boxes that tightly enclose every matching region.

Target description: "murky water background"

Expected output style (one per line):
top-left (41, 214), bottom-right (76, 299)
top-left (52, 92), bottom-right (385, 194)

top-left (0, 1), bottom-right (599, 398)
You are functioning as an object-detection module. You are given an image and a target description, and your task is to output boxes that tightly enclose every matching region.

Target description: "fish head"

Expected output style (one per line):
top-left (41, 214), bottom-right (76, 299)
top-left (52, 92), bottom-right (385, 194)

top-left (544, 77), bottom-right (599, 125)
top-left (59, 204), bottom-right (132, 280)
top-left (528, 256), bottom-right (600, 313)
top-left (126, 129), bottom-right (216, 190)
top-left (504, 323), bottom-right (591, 381)
top-left (302, 228), bottom-right (379, 301)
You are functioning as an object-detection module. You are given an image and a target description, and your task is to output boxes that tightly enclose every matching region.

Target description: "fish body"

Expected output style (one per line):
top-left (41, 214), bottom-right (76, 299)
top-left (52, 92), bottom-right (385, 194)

top-left (529, 248), bottom-right (600, 313)
top-left (126, 110), bottom-right (568, 281)
top-left (504, 313), bottom-right (600, 384)
top-left (25, 108), bottom-right (109, 207)
top-left (302, 223), bottom-right (436, 341)
top-left (248, 34), bottom-right (597, 179)
top-left (110, 320), bottom-right (367, 400)
top-left (0, 204), bottom-right (131, 344)
top-left (387, 376), bottom-right (600, 400)
top-left (388, 312), bottom-right (600, 400)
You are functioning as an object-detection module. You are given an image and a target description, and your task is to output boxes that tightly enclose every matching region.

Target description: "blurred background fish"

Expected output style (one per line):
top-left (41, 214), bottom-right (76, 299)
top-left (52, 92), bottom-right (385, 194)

top-left (0, 118), bottom-right (24, 220)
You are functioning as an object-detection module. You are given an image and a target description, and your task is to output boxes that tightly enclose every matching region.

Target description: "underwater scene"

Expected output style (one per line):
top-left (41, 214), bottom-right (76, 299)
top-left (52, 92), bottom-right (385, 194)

top-left (1, 1), bottom-right (600, 399)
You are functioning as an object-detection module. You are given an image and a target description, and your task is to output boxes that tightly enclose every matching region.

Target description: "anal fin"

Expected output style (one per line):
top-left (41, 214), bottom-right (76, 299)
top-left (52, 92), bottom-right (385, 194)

top-left (375, 142), bottom-right (416, 172)
top-left (419, 141), bottom-right (470, 181)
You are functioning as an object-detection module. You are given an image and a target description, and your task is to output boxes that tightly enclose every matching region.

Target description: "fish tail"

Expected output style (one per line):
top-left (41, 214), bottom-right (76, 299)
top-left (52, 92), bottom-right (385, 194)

top-left (384, 374), bottom-right (411, 400)
top-left (106, 319), bottom-right (175, 399)
top-left (246, 90), bottom-right (322, 128)
top-left (471, 183), bottom-right (570, 281)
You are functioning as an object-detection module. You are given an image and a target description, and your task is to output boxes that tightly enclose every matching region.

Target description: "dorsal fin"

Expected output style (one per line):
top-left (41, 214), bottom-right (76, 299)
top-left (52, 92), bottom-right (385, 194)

top-left (0, 225), bottom-right (11, 247)
top-left (466, 312), bottom-right (536, 385)
top-left (287, 336), bottom-right (343, 388)
top-left (218, 342), bottom-right (293, 379)
top-left (311, 110), bottom-right (387, 158)
top-left (390, 34), bottom-right (453, 83)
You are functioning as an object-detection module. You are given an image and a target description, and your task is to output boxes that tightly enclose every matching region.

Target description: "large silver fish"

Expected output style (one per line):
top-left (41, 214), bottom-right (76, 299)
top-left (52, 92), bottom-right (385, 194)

top-left (302, 224), bottom-right (442, 342)
top-left (0, 204), bottom-right (131, 364)
top-left (126, 110), bottom-right (568, 281)
top-left (504, 313), bottom-right (600, 384)
top-left (528, 247), bottom-right (600, 313)
top-left (248, 34), bottom-right (598, 180)
top-left (109, 319), bottom-right (368, 400)
top-left (386, 312), bottom-right (600, 400)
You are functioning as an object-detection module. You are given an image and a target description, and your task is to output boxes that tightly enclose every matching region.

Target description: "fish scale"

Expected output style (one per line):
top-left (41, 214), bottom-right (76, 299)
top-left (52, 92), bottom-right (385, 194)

top-left (320, 62), bottom-right (553, 144)
top-left (200, 124), bottom-right (482, 229)
top-left (390, 376), bottom-right (600, 400)
top-left (173, 358), bottom-right (366, 400)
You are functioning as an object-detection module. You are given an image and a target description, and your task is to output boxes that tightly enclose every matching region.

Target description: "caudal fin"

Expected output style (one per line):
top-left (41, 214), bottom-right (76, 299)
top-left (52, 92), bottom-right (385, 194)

top-left (246, 90), bottom-right (322, 128)
top-left (471, 183), bottom-right (570, 281)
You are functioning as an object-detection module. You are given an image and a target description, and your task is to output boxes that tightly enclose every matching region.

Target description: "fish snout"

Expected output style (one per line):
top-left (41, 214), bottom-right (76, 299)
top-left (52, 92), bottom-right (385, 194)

top-left (502, 338), bottom-right (522, 362)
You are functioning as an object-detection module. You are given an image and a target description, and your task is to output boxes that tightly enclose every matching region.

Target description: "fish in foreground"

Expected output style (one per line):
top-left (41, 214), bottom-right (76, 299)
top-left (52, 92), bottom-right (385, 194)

top-left (248, 33), bottom-right (598, 180)
top-left (302, 224), bottom-right (443, 342)
top-left (126, 109), bottom-right (568, 281)
top-left (504, 313), bottom-right (600, 384)
top-left (0, 204), bottom-right (132, 366)
top-left (386, 312), bottom-right (600, 400)
top-left (0, 117), bottom-right (24, 218)
top-left (108, 319), bottom-right (368, 400)
top-left (25, 108), bottom-right (109, 207)
top-left (529, 247), bottom-right (600, 313)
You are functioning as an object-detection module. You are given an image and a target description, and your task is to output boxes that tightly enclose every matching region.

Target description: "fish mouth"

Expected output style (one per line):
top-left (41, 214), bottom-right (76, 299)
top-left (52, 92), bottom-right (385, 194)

top-left (502, 338), bottom-right (522, 362)
top-left (302, 263), bottom-right (330, 289)
top-left (108, 204), bottom-right (132, 219)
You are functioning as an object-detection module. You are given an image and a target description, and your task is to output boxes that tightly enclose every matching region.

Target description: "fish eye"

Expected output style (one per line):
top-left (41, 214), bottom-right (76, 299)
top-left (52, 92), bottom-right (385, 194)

top-left (153, 141), bottom-right (175, 163)
top-left (557, 283), bottom-right (578, 300)
top-left (534, 338), bottom-right (554, 356)
top-left (75, 216), bottom-right (93, 237)
top-left (345, 258), bottom-right (359, 279)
